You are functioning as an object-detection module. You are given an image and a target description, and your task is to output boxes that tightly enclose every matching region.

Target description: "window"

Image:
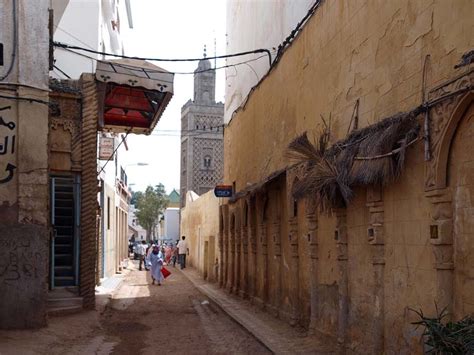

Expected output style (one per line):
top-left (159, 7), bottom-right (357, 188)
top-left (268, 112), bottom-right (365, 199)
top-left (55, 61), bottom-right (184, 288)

top-left (203, 155), bottom-right (212, 169)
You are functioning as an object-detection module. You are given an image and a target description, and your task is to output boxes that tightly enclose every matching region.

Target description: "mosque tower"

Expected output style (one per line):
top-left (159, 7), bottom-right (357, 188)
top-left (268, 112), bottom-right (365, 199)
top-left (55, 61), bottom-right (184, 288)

top-left (180, 46), bottom-right (224, 207)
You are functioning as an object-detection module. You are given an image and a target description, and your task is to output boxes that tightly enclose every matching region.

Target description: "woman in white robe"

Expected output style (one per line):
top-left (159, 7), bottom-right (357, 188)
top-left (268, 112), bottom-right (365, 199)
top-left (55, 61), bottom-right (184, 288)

top-left (149, 246), bottom-right (164, 285)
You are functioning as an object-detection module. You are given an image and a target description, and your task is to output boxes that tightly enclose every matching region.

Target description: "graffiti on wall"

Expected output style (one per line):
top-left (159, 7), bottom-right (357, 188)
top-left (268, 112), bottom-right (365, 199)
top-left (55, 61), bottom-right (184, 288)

top-left (0, 106), bottom-right (16, 183)
top-left (0, 237), bottom-right (43, 285)
top-left (0, 102), bottom-right (17, 204)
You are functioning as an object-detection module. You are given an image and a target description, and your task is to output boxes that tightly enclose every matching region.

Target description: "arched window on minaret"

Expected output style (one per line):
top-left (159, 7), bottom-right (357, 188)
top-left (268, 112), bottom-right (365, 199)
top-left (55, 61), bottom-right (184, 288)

top-left (204, 155), bottom-right (212, 169)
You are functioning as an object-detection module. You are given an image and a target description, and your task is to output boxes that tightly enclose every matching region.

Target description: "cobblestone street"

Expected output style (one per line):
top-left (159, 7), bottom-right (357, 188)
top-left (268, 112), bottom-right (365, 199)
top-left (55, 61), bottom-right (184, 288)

top-left (0, 262), bottom-right (269, 355)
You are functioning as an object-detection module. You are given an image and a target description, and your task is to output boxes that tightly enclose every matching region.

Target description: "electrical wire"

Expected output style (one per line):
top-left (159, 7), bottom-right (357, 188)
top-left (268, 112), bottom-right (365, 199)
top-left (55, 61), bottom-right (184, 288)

top-left (53, 41), bottom-right (273, 68)
top-left (57, 46), bottom-right (273, 76)
top-left (0, 94), bottom-right (50, 106)
top-left (54, 25), bottom-right (96, 50)
top-left (274, 0), bottom-right (322, 64)
top-left (0, 0), bottom-right (17, 81)
top-left (97, 130), bottom-right (131, 176)
top-left (149, 123), bottom-right (226, 134)
top-left (149, 131), bottom-right (224, 137)
top-left (53, 65), bottom-right (71, 79)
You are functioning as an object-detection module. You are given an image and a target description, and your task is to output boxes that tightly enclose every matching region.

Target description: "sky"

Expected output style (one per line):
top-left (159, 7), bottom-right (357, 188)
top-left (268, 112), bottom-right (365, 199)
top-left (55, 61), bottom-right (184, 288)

top-left (119, 0), bottom-right (226, 194)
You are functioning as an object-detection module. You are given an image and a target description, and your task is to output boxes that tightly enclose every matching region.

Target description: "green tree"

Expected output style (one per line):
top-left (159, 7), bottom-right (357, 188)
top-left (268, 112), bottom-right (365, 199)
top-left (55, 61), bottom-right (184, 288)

top-left (134, 184), bottom-right (168, 240)
top-left (130, 190), bottom-right (141, 205)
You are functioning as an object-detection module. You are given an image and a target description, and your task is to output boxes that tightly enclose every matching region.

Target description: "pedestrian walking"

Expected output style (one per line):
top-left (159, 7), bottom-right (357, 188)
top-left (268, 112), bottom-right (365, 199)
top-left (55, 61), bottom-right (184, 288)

top-left (177, 236), bottom-right (189, 269)
top-left (149, 246), bottom-right (164, 286)
top-left (171, 244), bottom-right (178, 267)
top-left (164, 245), bottom-right (172, 264)
top-left (137, 240), bottom-right (147, 271)
top-left (145, 243), bottom-right (155, 271)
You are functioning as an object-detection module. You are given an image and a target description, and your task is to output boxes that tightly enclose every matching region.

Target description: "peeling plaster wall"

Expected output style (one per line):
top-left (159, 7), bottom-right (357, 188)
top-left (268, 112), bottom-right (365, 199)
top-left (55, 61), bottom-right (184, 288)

top-left (225, 0), bottom-right (473, 190)
top-left (449, 103), bottom-right (474, 317)
top-left (224, 0), bottom-right (473, 352)
top-left (0, 0), bottom-right (50, 328)
top-left (225, 0), bottom-right (314, 123)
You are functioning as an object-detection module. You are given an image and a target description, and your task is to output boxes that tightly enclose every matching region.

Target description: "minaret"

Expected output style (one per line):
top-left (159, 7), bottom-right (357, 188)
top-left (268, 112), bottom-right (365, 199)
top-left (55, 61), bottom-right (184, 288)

top-left (193, 45), bottom-right (216, 105)
top-left (180, 45), bottom-right (224, 207)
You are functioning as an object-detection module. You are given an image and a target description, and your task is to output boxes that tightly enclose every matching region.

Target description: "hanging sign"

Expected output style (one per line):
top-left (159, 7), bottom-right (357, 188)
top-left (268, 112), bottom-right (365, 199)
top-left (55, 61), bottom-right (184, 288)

top-left (214, 185), bottom-right (233, 198)
top-left (99, 137), bottom-right (115, 160)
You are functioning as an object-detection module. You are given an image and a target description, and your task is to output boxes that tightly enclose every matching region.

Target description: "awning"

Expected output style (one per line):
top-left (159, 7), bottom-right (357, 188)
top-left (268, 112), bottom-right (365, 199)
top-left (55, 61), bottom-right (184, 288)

top-left (95, 59), bottom-right (174, 135)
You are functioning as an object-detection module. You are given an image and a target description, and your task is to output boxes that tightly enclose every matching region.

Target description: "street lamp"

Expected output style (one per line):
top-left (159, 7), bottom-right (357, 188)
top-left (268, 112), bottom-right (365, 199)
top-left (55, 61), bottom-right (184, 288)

top-left (125, 162), bottom-right (149, 167)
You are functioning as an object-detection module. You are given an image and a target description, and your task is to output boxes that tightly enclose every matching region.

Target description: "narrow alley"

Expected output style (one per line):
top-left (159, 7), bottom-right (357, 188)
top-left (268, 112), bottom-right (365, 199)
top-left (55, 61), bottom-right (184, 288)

top-left (0, 262), bottom-right (269, 355)
top-left (1, 1), bottom-right (473, 353)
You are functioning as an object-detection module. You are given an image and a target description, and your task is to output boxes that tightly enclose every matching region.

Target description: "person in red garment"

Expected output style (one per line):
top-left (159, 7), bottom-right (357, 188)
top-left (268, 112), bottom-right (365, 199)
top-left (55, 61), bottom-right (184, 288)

top-left (164, 245), bottom-right (172, 264)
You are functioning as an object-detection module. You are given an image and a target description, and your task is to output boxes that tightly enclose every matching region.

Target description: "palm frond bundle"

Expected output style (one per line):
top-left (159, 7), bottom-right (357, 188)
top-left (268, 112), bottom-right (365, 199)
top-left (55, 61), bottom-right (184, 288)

top-left (287, 108), bottom-right (422, 210)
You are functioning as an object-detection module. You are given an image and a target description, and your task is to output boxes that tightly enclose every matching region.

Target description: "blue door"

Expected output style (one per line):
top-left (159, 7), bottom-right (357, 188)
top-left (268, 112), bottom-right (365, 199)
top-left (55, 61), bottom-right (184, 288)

top-left (50, 175), bottom-right (80, 288)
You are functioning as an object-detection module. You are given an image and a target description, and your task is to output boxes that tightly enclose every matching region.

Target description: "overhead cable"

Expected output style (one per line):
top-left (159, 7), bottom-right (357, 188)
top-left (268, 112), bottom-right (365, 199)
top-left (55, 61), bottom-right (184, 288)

top-left (274, 0), bottom-right (322, 65)
top-left (58, 46), bottom-right (273, 75)
top-left (53, 65), bottom-right (71, 79)
top-left (53, 41), bottom-right (273, 68)
top-left (97, 130), bottom-right (131, 176)
top-left (0, 94), bottom-right (50, 106)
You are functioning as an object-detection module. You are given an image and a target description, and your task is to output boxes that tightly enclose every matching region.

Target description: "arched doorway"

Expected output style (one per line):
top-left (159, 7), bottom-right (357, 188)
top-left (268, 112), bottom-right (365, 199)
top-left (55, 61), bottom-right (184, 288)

top-left (448, 101), bottom-right (474, 317)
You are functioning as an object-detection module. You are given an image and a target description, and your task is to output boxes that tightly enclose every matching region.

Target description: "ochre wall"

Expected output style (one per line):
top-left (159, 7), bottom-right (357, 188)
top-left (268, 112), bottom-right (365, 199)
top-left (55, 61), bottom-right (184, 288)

top-left (180, 191), bottom-right (220, 281)
top-left (224, 0), bottom-right (473, 191)
top-left (223, 0), bottom-right (473, 353)
top-left (449, 103), bottom-right (474, 317)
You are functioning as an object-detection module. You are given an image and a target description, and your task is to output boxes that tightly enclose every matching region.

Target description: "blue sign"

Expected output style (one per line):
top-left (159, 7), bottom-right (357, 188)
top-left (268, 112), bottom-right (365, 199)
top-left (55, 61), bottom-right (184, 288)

top-left (214, 185), bottom-right (233, 198)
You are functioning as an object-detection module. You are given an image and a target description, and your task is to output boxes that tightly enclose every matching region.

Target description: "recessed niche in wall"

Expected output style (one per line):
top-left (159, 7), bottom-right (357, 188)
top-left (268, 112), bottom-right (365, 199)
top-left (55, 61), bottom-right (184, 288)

top-left (368, 227), bottom-right (375, 242)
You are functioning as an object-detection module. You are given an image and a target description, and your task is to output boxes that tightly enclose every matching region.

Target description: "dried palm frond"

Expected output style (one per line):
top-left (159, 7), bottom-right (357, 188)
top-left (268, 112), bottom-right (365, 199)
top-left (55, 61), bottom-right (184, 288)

top-left (287, 108), bottom-right (422, 211)
top-left (411, 307), bottom-right (474, 354)
top-left (286, 132), bottom-right (322, 162)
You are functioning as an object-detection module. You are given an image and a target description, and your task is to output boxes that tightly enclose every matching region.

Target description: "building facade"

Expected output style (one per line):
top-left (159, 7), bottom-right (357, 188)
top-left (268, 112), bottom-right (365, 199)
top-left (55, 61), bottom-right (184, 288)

top-left (128, 205), bottom-right (147, 242)
top-left (180, 56), bottom-right (224, 207)
top-left (220, 0), bottom-right (473, 353)
top-left (181, 190), bottom-right (220, 283)
top-left (0, 0), bottom-right (173, 329)
top-left (53, 0), bottom-right (134, 284)
top-left (0, 0), bottom-right (51, 329)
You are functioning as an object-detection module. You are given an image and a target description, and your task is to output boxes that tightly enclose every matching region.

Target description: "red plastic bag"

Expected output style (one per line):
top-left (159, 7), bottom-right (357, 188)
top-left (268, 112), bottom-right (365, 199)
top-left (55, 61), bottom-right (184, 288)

top-left (161, 266), bottom-right (171, 278)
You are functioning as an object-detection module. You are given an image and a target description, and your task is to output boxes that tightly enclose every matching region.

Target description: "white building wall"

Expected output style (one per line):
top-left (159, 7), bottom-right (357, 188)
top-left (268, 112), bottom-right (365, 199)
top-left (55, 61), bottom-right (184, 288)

top-left (51, 0), bottom-right (134, 279)
top-left (164, 208), bottom-right (180, 242)
top-left (128, 205), bottom-right (147, 241)
top-left (225, 0), bottom-right (314, 123)
top-left (52, 0), bottom-right (101, 78)
top-left (52, 0), bottom-right (131, 80)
